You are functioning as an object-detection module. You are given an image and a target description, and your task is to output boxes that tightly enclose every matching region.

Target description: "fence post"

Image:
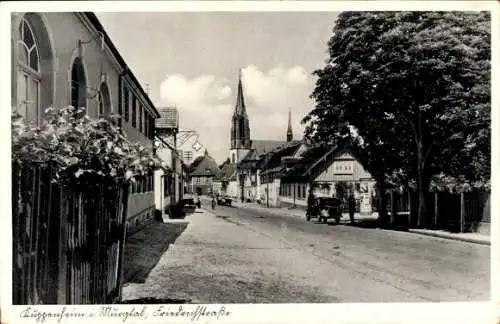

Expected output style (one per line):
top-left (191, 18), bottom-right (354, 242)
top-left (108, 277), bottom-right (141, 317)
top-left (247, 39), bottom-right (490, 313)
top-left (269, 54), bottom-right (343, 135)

top-left (407, 190), bottom-right (411, 226)
top-left (57, 186), bottom-right (68, 304)
top-left (389, 190), bottom-right (394, 225)
top-left (460, 192), bottom-right (465, 233)
top-left (116, 182), bottom-right (130, 302)
top-left (434, 192), bottom-right (438, 228)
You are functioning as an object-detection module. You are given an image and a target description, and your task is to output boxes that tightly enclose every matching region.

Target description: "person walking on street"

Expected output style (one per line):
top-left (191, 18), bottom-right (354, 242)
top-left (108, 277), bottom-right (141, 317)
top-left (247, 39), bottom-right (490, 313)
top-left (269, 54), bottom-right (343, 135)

top-left (348, 193), bottom-right (356, 224)
top-left (306, 190), bottom-right (316, 222)
top-left (211, 194), bottom-right (216, 210)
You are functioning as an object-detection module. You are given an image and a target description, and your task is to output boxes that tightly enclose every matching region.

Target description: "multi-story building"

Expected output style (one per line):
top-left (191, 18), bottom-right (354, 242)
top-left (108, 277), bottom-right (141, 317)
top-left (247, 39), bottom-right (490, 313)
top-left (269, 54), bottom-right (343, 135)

top-left (154, 107), bottom-right (188, 218)
top-left (189, 150), bottom-right (221, 196)
top-left (11, 12), bottom-right (160, 233)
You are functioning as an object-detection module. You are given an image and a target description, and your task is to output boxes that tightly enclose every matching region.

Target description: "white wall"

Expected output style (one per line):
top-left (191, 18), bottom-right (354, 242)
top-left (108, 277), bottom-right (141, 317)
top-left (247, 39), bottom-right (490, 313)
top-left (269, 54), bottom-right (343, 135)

top-left (154, 169), bottom-right (165, 212)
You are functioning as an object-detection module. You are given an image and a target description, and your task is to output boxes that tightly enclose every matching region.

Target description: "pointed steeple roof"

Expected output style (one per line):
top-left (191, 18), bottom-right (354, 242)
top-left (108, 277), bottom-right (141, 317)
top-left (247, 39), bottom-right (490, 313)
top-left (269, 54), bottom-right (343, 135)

top-left (287, 107), bottom-right (293, 142)
top-left (234, 69), bottom-right (248, 118)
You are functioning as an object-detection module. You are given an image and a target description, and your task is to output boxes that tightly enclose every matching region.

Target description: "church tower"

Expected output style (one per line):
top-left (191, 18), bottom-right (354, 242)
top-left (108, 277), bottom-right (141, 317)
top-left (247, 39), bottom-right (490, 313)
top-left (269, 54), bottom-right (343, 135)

top-left (286, 107), bottom-right (293, 142)
top-left (230, 70), bottom-right (251, 163)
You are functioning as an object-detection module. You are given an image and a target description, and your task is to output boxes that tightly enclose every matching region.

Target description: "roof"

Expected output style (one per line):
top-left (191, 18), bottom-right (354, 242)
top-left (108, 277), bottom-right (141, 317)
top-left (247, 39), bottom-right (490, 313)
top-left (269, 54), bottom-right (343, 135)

top-left (156, 107), bottom-right (179, 130)
top-left (215, 163), bottom-right (238, 181)
top-left (190, 154), bottom-right (222, 177)
top-left (251, 140), bottom-right (289, 157)
top-left (280, 144), bottom-right (333, 182)
top-left (259, 142), bottom-right (302, 170)
top-left (234, 72), bottom-right (248, 118)
top-left (83, 12), bottom-right (160, 118)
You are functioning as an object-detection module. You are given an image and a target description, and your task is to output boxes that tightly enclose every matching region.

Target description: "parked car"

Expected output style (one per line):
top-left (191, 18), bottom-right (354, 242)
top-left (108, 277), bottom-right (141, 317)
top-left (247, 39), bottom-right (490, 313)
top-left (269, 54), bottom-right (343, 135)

top-left (217, 195), bottom-right (232, 206)
top-left (180, 198), bottom-right (196, 214)
top-left (306, 197), bottom-right (342, 224)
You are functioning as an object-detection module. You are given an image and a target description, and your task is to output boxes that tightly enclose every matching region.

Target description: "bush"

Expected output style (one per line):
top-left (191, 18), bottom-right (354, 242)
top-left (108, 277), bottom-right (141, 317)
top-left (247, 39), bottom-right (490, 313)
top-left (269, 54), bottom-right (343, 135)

top-left (12, 106), bottom-right (164, 185)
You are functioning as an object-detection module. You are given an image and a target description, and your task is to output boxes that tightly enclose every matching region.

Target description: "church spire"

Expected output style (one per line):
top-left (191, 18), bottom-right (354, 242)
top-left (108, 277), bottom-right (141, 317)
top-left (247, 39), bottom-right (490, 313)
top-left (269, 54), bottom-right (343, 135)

top-left (287, 107), bottom-right (293, 142)
top-left (234, 69), bottom-right (247, 118)
top-left (231, 69), bottom-right (251, 150)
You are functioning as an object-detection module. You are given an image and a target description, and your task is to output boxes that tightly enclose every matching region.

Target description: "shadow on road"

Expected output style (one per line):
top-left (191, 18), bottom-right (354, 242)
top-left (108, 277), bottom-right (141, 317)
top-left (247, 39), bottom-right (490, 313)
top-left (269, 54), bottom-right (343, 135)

top-left (346, 219), bottom-right (380, 228)
top-left (123, 222), bottom-right (188, 284)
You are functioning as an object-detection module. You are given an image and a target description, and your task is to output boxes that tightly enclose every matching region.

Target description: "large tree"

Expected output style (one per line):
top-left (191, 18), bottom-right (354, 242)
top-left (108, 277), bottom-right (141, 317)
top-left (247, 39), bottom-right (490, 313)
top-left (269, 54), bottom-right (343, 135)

top-left (304, 11), bottom-right (490, 227)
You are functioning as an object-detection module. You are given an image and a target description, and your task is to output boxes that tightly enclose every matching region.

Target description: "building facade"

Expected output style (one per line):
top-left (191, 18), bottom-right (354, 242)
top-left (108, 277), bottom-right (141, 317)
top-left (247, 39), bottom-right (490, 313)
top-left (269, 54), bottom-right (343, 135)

top-left (189, 150), bottom-right (221, 196)
top-left (154, 107), bottom-right (187, 218)
top-left (11, 12), bottom-right (160, 233)
top-left (279, 147), bottom-right (376, 214)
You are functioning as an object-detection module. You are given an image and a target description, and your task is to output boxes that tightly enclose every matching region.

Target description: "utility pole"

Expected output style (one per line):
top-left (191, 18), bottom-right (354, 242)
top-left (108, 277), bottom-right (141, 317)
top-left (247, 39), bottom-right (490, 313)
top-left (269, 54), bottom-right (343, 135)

top-left (266, 153), bottom-right (270, 208)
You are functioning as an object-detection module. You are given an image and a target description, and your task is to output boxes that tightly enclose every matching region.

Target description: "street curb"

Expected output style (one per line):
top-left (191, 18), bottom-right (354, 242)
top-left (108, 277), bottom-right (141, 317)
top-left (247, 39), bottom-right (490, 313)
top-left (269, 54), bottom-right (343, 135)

top-left (408, 229), bottom-right (490, 246)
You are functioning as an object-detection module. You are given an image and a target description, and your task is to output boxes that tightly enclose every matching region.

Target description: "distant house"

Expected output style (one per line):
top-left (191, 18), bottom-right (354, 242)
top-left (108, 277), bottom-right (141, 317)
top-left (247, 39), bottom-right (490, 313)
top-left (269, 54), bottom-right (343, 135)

top-left (237, 140), bottom-right (302, 202)
top-left (189, 150), bottom-right (222, 195)
top-left (213, 163), bottom-right (238, 197)
top-left (258, 142), bottom-right (304, 207)
top-left (279, 146), bottom-right (376, 214)
top-left (154, 107), bottom-right (188, 218)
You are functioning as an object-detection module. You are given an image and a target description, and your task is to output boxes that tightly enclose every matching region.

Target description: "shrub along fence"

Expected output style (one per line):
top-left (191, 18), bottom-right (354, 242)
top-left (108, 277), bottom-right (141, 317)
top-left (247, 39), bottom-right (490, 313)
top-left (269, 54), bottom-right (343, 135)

top-left (12, 161), bottom-right (129, 304)
top-left (385, 188), bottom-right (490, 233)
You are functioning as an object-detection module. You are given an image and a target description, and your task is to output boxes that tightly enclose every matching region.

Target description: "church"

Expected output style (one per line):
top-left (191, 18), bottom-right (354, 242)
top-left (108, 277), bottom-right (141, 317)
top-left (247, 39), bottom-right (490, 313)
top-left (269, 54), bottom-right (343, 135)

top-left (221, 71), bottom-right (300, 202)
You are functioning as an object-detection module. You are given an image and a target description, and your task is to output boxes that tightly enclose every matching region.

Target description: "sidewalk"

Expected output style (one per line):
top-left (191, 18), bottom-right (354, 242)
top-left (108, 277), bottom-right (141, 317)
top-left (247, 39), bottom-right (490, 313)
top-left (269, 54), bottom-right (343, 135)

top-left (228, 199), bottom-right (491, 245)
top-left (408, 229), bottom-right (490, 246)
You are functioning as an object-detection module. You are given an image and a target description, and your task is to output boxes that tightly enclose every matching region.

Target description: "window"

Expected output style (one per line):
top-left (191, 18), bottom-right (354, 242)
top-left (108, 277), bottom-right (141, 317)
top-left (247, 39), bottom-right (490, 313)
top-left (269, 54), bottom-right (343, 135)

top-left (124, 88), bottom-right (130, 122)
top-left (17, 18), bottom-right (40, 123)
top-left (98, 82), bottom-right (111, 117)
top-left (139, 104), bottom-right (143, 133)
top-left (132, 98), bottom-right (139, 127)
top-left (232, 152), bottom-right (236, 163)
top-left (145, 113), bottom-right (149, 138)
top-left (150, 116), bottom-right (155, 139)
top-left (239, 119), bottom-right (245, 138)
top-left (71, 57), bottom-right (87, 110)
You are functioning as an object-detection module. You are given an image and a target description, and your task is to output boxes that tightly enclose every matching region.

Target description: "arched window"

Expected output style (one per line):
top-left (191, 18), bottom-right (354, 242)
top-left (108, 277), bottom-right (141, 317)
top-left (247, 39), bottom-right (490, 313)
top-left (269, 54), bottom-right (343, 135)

top-left (239, 119), bottom-right (245, 138)
top-left (71, 57), bottom-right (87, 109)
top-left (17, 17), bottom-right (40, 122)
top-left (98, 82), bottom-right (111, 117)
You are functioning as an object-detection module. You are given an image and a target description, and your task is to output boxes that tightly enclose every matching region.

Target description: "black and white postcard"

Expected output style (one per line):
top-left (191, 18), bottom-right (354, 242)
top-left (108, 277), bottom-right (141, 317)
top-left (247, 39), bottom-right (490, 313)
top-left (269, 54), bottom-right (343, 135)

top-left (1, 1), bottom-right (499, 324)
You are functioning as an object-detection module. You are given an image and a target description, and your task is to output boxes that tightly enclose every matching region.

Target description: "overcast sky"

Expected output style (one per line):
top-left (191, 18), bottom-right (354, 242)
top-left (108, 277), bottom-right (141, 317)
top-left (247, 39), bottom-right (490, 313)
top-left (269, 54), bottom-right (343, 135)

top-left (96, 12), bottom-right (340, 163)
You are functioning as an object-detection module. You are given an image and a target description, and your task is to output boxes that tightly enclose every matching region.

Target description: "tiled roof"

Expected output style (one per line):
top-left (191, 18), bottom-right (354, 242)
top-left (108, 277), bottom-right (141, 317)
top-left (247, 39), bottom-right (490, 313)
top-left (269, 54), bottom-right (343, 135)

top-left (156, 107), bottom-right (179, 130)
top-left (250, 140), bottom-right (288, 157)
top-left (260, 142), bottom-right (302, 170)
top-left (216, 163), bottom-right (238, 181)
top-left (241, 139), bottom-right (302, 163)
top-left (190, 155), bottom-right (222, 177)
top-left (281, 144), bottom-right (333, 182)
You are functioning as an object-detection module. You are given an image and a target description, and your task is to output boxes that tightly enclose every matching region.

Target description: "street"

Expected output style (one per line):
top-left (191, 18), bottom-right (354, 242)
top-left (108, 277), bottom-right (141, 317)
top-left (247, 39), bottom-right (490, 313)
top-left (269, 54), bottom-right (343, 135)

top-left (122, 205), bottom-right (490, 303)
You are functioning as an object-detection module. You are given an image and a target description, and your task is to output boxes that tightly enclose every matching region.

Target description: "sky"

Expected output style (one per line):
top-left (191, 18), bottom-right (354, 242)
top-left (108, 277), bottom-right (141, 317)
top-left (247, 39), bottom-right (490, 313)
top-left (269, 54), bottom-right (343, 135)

top-left (96, 12), bottom-right (340, 164)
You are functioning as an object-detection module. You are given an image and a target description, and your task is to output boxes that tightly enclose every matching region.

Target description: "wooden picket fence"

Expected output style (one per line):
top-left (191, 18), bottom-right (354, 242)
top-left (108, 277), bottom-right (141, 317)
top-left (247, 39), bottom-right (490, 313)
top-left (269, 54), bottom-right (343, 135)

top-left (386, 189), bottom-right (490, 233)
top-left (12, 162), bottom-right (129, 305)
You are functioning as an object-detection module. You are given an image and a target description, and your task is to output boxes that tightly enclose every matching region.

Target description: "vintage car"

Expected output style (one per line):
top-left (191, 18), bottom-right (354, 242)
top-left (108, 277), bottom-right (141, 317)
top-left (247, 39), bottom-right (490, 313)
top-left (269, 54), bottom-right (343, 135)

top-left (306, 197), bottom-right (342, 224)
top-left (217, 195), bottom-right (232, 206)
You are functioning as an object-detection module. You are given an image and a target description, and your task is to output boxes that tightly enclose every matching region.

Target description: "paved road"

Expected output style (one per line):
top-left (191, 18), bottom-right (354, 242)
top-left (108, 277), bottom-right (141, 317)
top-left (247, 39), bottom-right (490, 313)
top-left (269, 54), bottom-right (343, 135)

top-left (122, 205), bottom-right (489, 303)
top-left (210, 204), bottom-right (489, 301)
